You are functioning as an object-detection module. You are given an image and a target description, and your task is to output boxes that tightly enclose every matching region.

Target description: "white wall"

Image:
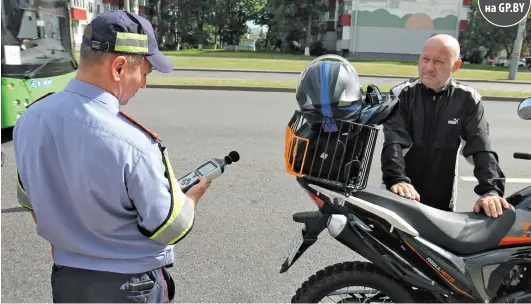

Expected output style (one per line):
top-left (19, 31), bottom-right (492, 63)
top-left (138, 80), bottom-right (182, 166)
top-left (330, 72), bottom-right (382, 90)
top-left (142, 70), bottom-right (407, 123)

top-left (323, 31), bottom-right (337, 50)
top-left (350, 27), bottom-right (456, 55)
top-left (348, 0), bottom-right (462, 58)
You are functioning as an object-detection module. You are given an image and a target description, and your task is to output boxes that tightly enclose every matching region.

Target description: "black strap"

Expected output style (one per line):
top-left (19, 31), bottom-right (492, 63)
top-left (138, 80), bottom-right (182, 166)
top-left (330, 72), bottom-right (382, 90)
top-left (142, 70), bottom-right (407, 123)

top-left (82, 36), bottom-right (110, 52)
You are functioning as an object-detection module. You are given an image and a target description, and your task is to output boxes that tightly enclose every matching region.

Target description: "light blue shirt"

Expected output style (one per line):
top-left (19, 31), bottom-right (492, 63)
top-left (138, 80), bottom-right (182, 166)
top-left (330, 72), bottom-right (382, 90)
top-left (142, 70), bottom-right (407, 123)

top-left (13, 79), bottom-right (195, 274)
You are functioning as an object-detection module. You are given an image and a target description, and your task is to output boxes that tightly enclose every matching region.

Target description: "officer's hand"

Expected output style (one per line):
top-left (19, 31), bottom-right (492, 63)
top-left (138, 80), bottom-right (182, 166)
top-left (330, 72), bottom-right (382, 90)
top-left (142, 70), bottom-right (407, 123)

top-left (390, 182), bottom-right (420, 201)
top-left (186, 176), bottom-right (210, 207)
top-left (473, 194), bottom-right (509, 218)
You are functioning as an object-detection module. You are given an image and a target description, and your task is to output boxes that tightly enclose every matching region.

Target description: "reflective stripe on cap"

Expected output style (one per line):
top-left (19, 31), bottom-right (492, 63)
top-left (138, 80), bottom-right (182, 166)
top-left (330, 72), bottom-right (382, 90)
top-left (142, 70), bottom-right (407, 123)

top-left (17, 169), bottom-right (33, 211)
top-left (139, 144), bottom-right (195, 245)
top-left (114, 32), bottom-right (149, 54)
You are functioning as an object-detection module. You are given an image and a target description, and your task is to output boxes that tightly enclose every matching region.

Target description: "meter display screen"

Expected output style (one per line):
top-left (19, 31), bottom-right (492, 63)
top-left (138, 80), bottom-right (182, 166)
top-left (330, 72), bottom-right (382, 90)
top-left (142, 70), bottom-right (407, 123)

top-left (198, 162), bottom-right (216, 175)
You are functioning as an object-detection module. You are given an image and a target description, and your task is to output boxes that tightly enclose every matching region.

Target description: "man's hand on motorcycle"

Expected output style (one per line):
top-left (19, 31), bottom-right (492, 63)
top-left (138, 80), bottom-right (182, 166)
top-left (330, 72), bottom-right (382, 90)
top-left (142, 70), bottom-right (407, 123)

top-left (186, 176), bottom-right (211, 207)
top-left (473, 195), bottom-right (510, 218)
top-left (390, 182), bottom-right (420, 201)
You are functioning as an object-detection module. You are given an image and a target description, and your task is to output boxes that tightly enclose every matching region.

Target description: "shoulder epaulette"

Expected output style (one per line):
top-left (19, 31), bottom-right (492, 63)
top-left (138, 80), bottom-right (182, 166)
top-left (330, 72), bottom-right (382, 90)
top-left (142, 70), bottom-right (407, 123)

top-left (26, 92), bottom-right (55, 109)
top-left (119, 111), bottom-right (160, 141)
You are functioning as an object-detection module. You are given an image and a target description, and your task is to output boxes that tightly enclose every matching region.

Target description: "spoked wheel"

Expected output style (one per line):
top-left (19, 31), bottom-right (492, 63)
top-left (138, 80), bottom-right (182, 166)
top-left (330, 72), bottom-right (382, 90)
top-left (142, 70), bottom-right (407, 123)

top-left (292, 262), bottom-right (415, 303)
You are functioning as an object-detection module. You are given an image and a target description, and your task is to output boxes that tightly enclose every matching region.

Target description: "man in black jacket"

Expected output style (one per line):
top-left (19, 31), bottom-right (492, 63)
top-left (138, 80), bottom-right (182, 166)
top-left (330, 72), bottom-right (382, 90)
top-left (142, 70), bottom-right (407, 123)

top-left (381, 34), bottom-right (509, 218)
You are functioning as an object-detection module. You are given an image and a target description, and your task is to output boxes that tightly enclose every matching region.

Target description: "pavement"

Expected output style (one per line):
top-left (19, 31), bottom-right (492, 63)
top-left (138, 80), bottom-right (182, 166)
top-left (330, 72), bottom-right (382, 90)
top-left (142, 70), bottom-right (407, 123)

top-left (156, 69), bottom-right (531, 93)
top-left (2, 89), bottom-right (530, 303)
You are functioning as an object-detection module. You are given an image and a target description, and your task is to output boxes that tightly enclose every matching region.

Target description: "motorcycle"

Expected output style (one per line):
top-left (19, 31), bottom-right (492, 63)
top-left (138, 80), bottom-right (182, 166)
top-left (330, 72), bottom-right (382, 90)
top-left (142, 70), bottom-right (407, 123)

top-left (280, 98), bottom-right (531, 303)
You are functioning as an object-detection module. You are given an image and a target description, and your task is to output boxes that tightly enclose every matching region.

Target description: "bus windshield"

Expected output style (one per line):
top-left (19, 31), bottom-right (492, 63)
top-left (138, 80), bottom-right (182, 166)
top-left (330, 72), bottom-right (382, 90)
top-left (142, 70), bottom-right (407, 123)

top-left (1, 0), bottom-right (75, 71)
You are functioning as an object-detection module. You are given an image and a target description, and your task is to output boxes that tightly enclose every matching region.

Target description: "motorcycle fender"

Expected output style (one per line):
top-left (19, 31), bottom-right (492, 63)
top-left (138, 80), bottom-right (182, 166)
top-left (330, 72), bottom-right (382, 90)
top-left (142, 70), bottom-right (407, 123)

top-left (279, 211), bottom-right (329, 273)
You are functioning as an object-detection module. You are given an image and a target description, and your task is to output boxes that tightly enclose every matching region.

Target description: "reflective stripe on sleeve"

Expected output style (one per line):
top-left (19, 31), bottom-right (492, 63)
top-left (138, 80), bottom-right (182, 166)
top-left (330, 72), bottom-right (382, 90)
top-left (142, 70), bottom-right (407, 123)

top-left (151, 193), bottom-right (195, 244)
top-left (17, 169), bottom-right (33, 211)
top-left (142, 145), bottom-right (195, 245)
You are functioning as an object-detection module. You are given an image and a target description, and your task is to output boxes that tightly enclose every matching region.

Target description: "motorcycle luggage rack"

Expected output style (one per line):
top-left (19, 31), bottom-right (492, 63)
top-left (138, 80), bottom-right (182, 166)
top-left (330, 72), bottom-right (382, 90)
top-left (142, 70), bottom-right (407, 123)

top-left (284, 110), bottom-right (379, 192)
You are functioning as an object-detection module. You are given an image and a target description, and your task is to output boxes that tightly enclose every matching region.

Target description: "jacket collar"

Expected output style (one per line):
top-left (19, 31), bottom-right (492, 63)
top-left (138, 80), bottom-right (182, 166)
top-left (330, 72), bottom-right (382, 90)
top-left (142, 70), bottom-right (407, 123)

top-left (64, 79), bottom-right (120, 114)
top-left (420, 79), bottom-right (455, 97)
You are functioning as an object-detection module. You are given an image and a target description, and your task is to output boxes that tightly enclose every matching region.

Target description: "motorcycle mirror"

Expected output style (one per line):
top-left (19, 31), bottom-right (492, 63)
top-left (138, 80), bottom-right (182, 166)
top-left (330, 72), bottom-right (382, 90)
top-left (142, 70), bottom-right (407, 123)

top-left (517, 97), bottom-right (531, 120)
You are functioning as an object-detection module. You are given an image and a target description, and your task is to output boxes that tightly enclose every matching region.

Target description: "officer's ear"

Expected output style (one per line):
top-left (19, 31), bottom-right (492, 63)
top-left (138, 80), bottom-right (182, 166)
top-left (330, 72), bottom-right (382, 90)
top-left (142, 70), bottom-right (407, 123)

top-left (111, 56), bottom-right (128, 81)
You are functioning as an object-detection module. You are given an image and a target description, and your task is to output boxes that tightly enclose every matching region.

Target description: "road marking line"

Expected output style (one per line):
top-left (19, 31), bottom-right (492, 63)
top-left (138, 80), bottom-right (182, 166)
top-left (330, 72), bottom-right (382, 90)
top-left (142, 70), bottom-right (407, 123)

top-left (460, 176), bottom-right (531, 183)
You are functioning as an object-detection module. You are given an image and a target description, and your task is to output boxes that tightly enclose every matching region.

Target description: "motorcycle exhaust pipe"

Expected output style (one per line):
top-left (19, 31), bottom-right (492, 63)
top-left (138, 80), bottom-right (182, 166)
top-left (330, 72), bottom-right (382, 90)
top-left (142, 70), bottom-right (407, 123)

top-left (327, 214), bottom-right (450, 295)
top-left (327, 214), bottom-right (376, 262)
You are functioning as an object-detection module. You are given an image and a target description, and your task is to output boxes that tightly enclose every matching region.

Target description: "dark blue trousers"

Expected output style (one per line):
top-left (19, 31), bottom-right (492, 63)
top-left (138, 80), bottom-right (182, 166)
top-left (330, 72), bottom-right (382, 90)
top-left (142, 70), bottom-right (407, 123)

top-left (51, 264), bottom-right (175, 303)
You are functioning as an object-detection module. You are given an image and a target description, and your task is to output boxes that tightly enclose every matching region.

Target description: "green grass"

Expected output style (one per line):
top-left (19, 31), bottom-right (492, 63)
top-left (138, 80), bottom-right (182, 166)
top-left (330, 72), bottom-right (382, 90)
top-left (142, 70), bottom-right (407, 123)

top-left (72, 51), bottom-right (531, 81)
top-left (163, 49), bottom-right (314, 60)
top-left (147, 76), bottom-right (531, 98)
top-left (162, 49), bottom-right (516, 71)
top-left (166, 57), bottom-right (531, 81)
top-left (160, 49), bottom-right (499, 67)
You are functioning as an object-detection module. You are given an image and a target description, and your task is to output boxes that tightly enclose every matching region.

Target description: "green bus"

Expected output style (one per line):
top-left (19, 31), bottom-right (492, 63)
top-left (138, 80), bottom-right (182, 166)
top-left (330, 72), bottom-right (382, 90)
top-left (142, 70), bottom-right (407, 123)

top-left (1, 0), bottom-right (78, 129)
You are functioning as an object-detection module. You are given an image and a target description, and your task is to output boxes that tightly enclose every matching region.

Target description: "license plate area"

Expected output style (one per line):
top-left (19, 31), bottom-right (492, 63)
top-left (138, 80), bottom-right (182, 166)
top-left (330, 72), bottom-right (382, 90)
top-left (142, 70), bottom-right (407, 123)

top-left (285, 228), bottom-right (305, 266)
top-left (279, 211), bottom-right (330, 273)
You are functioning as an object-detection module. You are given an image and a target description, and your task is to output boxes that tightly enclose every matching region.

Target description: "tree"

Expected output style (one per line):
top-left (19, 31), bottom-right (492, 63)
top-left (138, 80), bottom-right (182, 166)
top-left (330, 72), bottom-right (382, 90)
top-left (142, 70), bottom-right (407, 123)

top-left (459, 0), bottom-right (531, 62)
top-left (250, 0), bottom-right (272, 49)
top-left (177, 0), bottom-right (213, 50)
top-left (266, 0), bottom-right (326, 53)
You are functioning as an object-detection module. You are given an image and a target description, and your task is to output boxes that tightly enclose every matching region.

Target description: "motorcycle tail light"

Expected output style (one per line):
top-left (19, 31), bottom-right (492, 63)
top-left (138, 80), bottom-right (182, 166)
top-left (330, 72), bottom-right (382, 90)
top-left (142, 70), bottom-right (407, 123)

top-left (307, 190), bottom-right (324, 208)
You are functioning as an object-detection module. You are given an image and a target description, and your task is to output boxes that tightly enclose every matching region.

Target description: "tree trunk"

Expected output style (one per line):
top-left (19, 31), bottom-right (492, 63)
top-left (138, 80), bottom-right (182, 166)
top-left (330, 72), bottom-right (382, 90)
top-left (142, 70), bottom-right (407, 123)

top-left (196, 10), bottom-right (203, 50)
top-left (214, 24), bottom-right (218, 49)
top-left (218, 26), bottom-right (223, 48)
top-left (484, 49), bottom-right (493, 62)
top-left (305, 13), bottom-right (312, 56)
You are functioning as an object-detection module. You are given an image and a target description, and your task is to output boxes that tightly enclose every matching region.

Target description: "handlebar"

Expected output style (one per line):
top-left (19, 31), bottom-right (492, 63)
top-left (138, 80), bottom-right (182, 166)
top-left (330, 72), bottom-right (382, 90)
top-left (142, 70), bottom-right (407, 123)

top-left (513, 152), bottom-right (531, 160)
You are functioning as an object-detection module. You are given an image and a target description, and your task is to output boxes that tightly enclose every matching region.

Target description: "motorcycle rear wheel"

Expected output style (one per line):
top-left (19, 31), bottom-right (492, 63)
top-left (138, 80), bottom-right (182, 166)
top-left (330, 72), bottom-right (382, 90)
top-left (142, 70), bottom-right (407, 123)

top-left (291, 261), bottom-right (415, 303)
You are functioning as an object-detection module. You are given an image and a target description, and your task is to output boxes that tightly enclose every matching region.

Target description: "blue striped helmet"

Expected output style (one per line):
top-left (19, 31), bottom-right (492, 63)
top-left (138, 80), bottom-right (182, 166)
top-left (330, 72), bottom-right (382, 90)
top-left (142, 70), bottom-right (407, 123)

top-left (296, 55), bottom-right (365, 130)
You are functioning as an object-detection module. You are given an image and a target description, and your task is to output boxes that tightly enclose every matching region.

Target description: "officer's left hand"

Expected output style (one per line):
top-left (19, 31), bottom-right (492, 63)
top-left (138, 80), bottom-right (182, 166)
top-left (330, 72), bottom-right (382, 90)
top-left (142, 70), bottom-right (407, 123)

top-left (186, 176), bottom-right (210, 207)
top-left (473, 194), bottom-right (510, 218)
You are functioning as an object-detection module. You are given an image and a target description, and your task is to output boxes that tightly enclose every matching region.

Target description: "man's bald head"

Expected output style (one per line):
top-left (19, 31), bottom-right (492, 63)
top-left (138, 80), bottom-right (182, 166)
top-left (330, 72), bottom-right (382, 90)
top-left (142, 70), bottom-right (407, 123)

top-left (417, 34), bottom-right (462, 91)
top-left (424, 34), bottom-right (461, 63)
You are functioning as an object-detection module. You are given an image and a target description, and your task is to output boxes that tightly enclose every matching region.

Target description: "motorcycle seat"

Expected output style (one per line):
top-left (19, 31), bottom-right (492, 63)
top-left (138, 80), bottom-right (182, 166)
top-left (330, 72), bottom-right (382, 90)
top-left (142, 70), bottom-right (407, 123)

top-left (351, 186), bottom-right (516, 256)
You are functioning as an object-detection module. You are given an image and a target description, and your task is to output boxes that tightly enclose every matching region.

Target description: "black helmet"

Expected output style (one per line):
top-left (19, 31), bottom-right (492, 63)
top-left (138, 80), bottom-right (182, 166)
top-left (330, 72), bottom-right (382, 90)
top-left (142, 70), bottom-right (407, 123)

top-left (296, 54), bottom-right (365, 124)
top-left (295, 55), bottom-right (399, 128)
top-left (357, 84), bottom-right (399, 125)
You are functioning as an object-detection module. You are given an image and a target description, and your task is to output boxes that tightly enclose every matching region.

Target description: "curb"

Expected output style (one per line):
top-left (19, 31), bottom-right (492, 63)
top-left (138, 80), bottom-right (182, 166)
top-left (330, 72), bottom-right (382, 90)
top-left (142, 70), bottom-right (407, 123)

top-left (171, 68), bottom-right (531, 85)
top-left (145, 84), bottom-right (524, 102)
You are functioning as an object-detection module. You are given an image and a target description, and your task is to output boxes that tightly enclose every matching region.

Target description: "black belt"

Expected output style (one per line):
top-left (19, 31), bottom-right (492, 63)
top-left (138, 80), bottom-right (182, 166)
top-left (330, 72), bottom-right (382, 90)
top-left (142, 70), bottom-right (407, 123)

top-left (52, 263), bottom-right (173, 271)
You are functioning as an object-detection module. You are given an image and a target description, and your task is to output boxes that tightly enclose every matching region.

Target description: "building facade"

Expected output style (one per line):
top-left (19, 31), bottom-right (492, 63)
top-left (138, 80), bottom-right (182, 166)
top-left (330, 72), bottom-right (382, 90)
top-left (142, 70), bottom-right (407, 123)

top-left (70, 0), bottom-right (103, 49)
top-left (315, 0), bottom-right (470, 60)
top-left (70, 0), bottom-right (139, 50)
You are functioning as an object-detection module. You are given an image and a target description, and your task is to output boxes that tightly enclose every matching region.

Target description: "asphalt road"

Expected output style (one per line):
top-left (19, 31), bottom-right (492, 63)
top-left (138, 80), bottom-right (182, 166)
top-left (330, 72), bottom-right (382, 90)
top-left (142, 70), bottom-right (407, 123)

top-left (2, 89), bottom-right (530, 303)
top-left (154, 70), bottom-right (531, 92)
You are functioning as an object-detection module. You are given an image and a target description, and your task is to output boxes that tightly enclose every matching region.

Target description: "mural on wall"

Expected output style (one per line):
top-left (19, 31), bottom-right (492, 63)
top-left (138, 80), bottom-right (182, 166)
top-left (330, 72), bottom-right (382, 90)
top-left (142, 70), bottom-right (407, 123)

top-left (352, 0), bottom-right (459, 31)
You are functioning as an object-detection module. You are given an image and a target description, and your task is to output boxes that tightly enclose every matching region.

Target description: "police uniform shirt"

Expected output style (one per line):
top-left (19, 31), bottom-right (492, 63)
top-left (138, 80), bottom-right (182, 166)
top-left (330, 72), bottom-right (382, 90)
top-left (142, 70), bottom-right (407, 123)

top-left (14, 79), bottom-right (195, 274)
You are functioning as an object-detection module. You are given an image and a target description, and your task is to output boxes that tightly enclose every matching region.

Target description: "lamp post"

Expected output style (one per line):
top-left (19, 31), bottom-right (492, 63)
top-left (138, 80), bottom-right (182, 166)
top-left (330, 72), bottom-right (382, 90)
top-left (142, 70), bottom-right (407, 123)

top-left (509, 17), bottom-right (527, 80)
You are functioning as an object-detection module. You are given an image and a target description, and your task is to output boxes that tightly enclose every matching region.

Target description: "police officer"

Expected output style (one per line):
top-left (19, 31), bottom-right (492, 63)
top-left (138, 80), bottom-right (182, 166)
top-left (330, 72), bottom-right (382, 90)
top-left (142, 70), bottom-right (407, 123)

top-left (13, 10), bottom-right (210, 303)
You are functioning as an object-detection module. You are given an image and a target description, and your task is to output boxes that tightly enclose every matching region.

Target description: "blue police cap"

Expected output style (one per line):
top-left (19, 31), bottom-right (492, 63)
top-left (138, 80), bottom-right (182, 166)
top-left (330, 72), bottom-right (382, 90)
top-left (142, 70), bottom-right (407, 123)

top-left (82, 10), bottom-right (173, 73)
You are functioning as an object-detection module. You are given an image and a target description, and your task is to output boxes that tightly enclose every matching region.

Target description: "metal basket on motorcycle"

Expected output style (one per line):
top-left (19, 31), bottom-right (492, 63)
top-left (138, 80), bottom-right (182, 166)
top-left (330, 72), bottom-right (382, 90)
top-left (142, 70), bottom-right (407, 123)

top-left (284, 54), bottom-right (399, 192)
